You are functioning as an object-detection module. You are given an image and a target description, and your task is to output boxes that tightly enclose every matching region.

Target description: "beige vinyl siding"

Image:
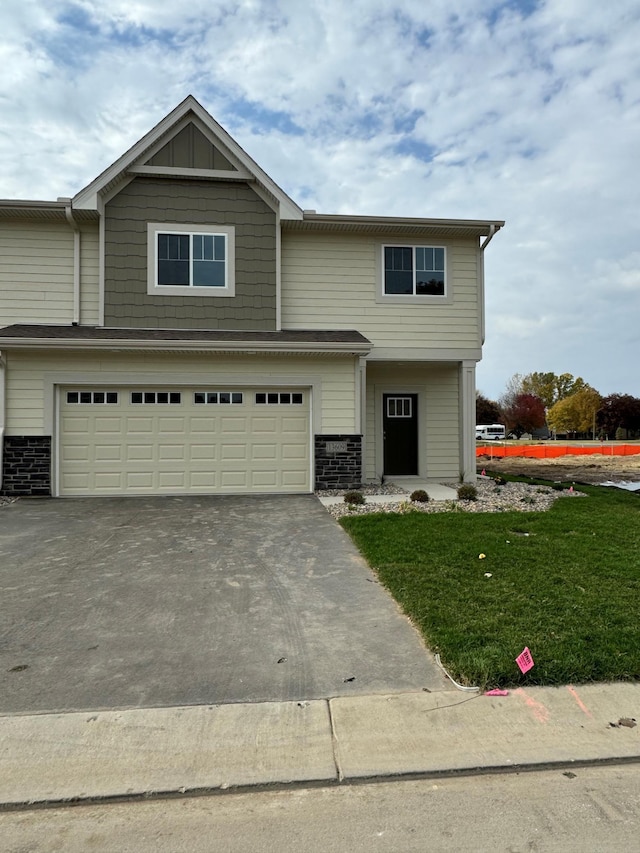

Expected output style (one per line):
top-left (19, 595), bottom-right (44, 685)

top-left (0, 221), bottom-right (74, 324)
top-left (79, 224), bottom-right (100, 325)
top-left (281, 232), bottom-right (480, 351)
top-left (4, 350), bottom-right (357, 435)
top-left (365, 363), bottom-right (460, 482)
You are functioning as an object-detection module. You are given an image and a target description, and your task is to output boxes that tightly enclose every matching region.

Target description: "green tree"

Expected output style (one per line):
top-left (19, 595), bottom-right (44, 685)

top-left (520, 372), bottom-right (590, 409)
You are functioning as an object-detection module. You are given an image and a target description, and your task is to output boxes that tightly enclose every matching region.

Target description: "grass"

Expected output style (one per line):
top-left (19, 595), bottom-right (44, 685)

top-left (340, 480), bottom-right (640, 689)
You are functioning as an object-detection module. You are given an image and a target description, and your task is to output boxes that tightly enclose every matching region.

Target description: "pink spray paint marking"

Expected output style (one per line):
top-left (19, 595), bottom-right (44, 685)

top-left (485, 689), bottom-right (509, 696)
top-left (567, 685), bottom-right (593, 718)
top-left (516, 647), bottom-right (534, 674)
top-left (514, 688), bottom-right (550, 724)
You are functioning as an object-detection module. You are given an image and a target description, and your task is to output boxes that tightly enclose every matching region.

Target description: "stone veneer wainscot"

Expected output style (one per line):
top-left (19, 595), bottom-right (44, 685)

top-left (314, 434), bottom-right (362, 490)
top-left (1, 436), bottom-right (52, 496)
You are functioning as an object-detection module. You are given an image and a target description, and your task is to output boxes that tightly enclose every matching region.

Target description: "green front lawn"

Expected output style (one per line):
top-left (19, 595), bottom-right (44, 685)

top-left (340, 482), bottom-right (640, 688)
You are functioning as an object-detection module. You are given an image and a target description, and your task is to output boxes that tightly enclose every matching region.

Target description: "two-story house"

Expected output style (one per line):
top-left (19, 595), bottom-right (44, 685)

top-left (0, 96), bottom-right (503, 498)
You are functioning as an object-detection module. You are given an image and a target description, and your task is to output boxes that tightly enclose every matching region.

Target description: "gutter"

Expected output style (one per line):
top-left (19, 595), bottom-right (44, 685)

top-left (0, 337), bottom-right (372, 356)
top-left (480, 223), bottom-right (500, 251)
top-left (479, 223), bottom-right (502, 345)
top-left (62, 199), bottom-right (81, 325)
top-left (0, 352), bottom-right (5, 492)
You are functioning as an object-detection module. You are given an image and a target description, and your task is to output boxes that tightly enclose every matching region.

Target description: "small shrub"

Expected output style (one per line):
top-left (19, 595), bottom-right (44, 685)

top-left (410, 489), bottom-right (429, 503)
top-left (457, 483), bottom-right (478, 502)
top-left (493, 476), bottom-right (507, 486)
top-left (344, 490), bottom-right (365, 505)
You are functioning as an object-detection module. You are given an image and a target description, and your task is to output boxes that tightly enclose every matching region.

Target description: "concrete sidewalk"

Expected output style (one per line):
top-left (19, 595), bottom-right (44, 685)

top-left (1, 682), bottom-right (638, 807)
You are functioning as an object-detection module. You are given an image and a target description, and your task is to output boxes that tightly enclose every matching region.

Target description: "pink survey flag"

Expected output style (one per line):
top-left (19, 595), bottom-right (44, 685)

top-left (516, 647), bottom-right (534, 674)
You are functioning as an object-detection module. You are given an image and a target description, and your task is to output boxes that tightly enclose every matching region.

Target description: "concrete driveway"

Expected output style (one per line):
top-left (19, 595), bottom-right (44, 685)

top-left (0, 495), bottom-right (448, 714)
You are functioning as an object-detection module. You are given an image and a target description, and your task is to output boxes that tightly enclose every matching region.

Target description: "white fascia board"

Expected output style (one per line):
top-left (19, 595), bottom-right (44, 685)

top-left (366, 347), bottom-right (482, 362)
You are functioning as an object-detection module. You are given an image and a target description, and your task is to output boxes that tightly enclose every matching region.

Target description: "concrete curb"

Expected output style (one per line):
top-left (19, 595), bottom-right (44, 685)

top-left (1, 683), bottom-right (638, 808)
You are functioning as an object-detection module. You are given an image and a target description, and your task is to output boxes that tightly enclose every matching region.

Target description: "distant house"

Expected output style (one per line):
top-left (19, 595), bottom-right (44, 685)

top-left (0, 96), bottom-right (503, 497)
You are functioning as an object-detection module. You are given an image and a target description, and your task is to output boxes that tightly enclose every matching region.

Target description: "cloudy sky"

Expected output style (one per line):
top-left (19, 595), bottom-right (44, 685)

top-left (1, 0), bottom-right (638, 401)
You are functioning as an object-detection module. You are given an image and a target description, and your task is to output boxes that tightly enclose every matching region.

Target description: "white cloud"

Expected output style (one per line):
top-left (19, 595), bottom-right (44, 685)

top-left (0, 0), bottom-right (639, 399)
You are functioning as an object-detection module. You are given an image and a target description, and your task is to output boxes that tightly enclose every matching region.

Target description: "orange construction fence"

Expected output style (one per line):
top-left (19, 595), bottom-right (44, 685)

top-left (476, 444), bottom-right (640, 459)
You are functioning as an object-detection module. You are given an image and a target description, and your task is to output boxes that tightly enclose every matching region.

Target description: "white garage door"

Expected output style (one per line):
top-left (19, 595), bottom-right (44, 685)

top-left (58, 386), bottom-right (310, 496)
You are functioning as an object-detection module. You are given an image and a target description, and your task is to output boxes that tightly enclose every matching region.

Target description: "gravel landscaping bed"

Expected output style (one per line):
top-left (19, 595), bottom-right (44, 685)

top-left (318, 478), bottom-right (585, 520)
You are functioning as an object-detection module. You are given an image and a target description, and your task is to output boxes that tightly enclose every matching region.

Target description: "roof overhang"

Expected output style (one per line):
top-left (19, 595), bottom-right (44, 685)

top-left (0, 326), bottom-right (372, 357)
top-left (0, 200), bottom-right (98, 222)
top-left (283, 213), bottom-right (504, 240)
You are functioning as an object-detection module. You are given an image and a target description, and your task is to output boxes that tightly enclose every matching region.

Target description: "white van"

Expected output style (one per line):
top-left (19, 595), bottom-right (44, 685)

top-left (476, 424), bottom-right (506, 441)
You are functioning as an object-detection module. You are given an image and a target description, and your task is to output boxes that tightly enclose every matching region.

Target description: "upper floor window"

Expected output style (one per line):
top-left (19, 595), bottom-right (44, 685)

top-left (147, 223), bottom-right (235, 297)
top-left (383, 246), bottom-right (446, 297)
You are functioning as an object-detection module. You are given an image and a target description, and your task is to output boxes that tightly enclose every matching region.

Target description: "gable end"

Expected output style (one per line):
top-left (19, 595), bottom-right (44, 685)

top-left (146, 122), bottom-right (238, 172)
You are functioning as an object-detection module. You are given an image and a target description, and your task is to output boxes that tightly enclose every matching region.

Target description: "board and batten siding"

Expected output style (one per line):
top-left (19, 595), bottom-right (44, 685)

top-left (3, 350), bottom-right (357, 436)
top-left (281, 231), bottom-right (481, 351)
top-left (0, 221), bottom-right (75, 325)
top-left (365, 363), bottom-right (460, 482)
top-left (103, 177), bottom-right (278, 331)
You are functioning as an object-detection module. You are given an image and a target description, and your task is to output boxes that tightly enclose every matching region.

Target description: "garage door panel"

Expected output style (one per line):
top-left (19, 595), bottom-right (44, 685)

top-left (281, 416), bottom-right (308, 432)
top-left (189, 417), bottom-right (217, 434)
top-left (252, 444), bottom-right (277, 460)
top-left (282, 444), bottom-right (306, 460)
top-left (220, 417), bottom-right (247, 434)
top-left (282, 471), bottom-right (307, 487)
top-left (59, 386), bottom-right (310, 496)
top-left (158, 444), bottom-right (186, 461)
top-left (125, 472), bottom-right (155, 489)
top-left (251, 471), bottom-right (278, 488)
top-left (61, 445), bottom-right (90, 462)
top-left (220, 444), bottom-right (248, 460)
top-left (158, 417), bottom-right (185, 432)
top-left (252, 417), bottom-right (277, 433)
top-left (158, 472), bottom-right (187, 489)
top-left (190, 471), bottom-right (217, 488)
top-left (189, 444), bottom-right (217, 461)
top-left (126, 445), bottom-right (154, 461)
top-left (62, 416), bottom-right (90, 433)
top-left (61, 473), bottom-right (91, 490)
top-left (126, 417), bottom-right (154, 433)
top-left (94, 445), bottom-right (122, 462)
top-left (220, 471), bottom-right (248, 488)
top-left (93, 417), bottom-right (123, 433)
top-left (94, 472), bottom-right (125, 491)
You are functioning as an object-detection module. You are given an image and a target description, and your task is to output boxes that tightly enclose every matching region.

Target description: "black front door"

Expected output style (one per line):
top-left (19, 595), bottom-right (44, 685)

top-left (383, 394), bottom-right (418, 475)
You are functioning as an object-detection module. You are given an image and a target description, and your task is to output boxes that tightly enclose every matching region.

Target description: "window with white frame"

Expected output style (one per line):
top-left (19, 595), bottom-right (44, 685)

top-left (383, 246), bottom-right (446, 296)
top-left (147, 223), bottom-right (235, 297)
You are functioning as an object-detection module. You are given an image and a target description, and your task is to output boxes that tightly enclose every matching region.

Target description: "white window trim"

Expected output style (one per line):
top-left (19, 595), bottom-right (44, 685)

top-left (147, 222), bottom-right (236, 297)
top-left (376, 243), bottom-right (452, 305)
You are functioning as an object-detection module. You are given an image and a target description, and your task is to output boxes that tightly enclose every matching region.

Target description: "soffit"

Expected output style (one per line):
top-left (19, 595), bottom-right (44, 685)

top-left (282, 214), bottom-right (504, 239)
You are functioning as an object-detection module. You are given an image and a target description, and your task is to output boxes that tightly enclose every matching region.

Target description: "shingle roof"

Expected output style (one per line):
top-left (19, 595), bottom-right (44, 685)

top-left (0, 324), bottom-right (371, 352)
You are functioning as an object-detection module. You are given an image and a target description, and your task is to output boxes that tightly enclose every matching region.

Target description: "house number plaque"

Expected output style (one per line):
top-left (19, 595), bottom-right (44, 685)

top-left (326, 441), bottom-right (348, 453)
